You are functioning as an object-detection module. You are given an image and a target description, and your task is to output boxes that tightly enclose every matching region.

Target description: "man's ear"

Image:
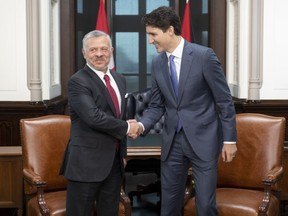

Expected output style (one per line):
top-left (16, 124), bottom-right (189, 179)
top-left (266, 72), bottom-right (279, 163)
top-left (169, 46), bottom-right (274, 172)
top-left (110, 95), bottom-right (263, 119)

top-left (168, 25), bottom-right (175, 35)
top-left (82, 48), bottom-right (86, 59)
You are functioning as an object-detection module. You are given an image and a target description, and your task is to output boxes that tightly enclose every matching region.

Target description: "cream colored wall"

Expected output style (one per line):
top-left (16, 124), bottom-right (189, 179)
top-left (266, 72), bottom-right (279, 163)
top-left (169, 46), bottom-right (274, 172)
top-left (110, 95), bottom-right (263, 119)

top-left (226, 0), bottom-right (288, 100)
top-left (0, 0), bottom-right (30, 101)
top-left (0, 0), bottom-right (61, 102)
top-left (261, 0), bottom-right (288, 99)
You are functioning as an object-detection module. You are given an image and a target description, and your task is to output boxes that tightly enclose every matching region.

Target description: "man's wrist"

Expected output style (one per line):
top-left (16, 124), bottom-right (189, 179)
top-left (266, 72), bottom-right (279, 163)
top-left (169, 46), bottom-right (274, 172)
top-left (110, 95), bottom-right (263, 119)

top-left (126, 122), bottom-right (130, 134)
top-left (138, 122), bottom-right (145, 134)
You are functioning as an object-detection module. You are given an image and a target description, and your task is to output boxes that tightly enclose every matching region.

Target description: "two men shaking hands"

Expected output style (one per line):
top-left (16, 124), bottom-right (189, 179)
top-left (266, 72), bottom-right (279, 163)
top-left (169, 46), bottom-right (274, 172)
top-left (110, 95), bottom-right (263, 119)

top-left (127, 119), bottom-right (143, 140)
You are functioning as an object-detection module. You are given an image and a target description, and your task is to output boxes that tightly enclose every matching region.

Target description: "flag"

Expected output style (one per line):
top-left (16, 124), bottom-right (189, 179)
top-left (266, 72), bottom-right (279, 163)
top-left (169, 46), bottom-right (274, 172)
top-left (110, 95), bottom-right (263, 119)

top-left (181, 0), bottom-right (192, 42)
top-left (96, 0), bottom-right (115, 70)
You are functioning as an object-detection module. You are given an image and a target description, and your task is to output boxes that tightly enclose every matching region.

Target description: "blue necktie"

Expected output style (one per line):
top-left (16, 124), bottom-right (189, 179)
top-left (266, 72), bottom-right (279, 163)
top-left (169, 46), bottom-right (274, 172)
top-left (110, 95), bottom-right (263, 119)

top-left (169, 55), bottom-right (178, 97)
top-left (169, 55), bottom-right (182, 132)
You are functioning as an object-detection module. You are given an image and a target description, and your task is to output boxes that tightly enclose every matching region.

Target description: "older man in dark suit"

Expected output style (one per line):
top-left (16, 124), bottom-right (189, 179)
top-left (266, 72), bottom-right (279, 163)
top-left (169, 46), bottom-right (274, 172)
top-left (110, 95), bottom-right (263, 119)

top-left (60, 30), bottom-right (139, 216)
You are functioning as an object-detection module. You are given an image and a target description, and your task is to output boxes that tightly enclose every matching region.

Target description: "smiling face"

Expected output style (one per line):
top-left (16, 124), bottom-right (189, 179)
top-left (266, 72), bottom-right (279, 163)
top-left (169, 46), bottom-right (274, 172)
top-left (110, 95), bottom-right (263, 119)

top-left (82, 35), bottom-right (113, 73)
top-left (146, 25), bottom-right (178, 54)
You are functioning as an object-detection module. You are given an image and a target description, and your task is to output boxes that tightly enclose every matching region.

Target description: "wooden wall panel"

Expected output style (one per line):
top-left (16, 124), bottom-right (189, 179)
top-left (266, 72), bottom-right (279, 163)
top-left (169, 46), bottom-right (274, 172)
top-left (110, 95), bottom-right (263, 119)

top-left (0, 121), bottom-right (13, 146)
top-left (0, 97), bottom-right (67, 147)
top-left (280, 146), bottom-right (288, 201)
top-left (0, 147), bottom-right (23, 214)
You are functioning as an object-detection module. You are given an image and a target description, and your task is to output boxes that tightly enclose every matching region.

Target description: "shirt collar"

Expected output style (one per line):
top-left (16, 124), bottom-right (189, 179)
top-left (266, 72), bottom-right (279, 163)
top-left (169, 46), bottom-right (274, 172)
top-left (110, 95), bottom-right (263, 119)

top-left (166, 37), bottom-right (185, 59)
top-left (86, 63), bottom-right (111, 80)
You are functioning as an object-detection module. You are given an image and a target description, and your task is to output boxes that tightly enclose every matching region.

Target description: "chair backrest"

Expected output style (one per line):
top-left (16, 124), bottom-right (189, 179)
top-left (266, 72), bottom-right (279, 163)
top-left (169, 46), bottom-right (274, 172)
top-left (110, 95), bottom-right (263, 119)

top-left (217, 113), bottom-right (285, 190)
top-left (126, 88), bottom-right (164, 134)
top-left (20, 115), bottom-right (70, 195)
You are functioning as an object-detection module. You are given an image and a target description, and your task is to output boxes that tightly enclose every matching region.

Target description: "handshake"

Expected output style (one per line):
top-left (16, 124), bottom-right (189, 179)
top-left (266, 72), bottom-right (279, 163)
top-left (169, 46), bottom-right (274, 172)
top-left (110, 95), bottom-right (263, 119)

top-left (126, 119), bottom-right (143, 139)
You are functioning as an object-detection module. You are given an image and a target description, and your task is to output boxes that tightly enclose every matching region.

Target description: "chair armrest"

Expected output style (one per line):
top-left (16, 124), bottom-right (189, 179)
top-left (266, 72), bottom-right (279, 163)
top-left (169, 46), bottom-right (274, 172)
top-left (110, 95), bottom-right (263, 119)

top-left (263, 166), bottom-right (283, 185)
top-left (23, 168), bottom-right (50, 216)
top-left (120, 187), bottom-right (132, 216)
top-left (23, 168), bottom-right (46, 186)
top-left (259, 166), bottom-right (283, 214)
top-left (184, 167), bottom-right (194, 205)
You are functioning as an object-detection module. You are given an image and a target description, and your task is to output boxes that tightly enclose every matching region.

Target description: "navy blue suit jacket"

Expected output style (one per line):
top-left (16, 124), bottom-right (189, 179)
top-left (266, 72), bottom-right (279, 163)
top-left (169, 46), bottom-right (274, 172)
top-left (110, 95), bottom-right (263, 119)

top-left (140, 41), bottom-right (237, 161)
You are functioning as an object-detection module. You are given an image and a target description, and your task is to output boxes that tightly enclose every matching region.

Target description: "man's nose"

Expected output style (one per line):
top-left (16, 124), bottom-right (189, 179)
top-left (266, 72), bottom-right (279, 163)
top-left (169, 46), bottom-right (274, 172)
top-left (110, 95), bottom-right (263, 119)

top-left (95, 49), bottom-right (104, 56)
top-left (148, 36), bottom-right (154, 44)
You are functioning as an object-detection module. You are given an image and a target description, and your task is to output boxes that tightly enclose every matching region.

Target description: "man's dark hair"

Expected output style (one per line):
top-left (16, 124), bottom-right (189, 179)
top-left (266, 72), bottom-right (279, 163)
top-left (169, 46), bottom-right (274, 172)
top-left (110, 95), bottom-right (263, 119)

top-left (141, 6), bottom-right (182, 36)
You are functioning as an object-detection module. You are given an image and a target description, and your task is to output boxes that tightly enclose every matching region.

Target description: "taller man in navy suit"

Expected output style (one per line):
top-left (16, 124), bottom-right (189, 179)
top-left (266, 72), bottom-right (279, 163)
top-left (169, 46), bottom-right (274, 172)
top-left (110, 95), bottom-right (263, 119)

top-left (134, 6), bottom-right (237, 216)
top-left (60, 30), bottom-right (140, 216)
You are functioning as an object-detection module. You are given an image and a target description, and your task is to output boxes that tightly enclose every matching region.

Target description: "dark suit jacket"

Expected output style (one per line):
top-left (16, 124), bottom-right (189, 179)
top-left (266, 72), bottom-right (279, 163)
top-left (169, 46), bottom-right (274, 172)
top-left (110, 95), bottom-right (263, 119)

top-left (60, 65), bottom-right (128, 182)
top-left (140, 41), bottom-right (237, 162)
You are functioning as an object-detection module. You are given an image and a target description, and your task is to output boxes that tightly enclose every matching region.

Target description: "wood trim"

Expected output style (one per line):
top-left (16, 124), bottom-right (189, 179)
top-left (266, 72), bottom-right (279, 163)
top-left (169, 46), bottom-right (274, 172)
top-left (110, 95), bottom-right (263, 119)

top-left (60, 0), bottom-right (76, 99)
top-left (209, 0), bottom-right (227, 74)
top-left (0, 147), bottom-right (22, 156)
top-left (126, 147), bottom-right (161, 162)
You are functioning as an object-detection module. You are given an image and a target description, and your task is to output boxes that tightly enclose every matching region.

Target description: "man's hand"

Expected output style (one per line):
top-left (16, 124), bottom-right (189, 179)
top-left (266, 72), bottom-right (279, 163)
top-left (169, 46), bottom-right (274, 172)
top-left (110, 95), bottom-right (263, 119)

top-left (127, 119), bottom-right (143, 139)
top-left (222, 144), bottom-right (237, 162)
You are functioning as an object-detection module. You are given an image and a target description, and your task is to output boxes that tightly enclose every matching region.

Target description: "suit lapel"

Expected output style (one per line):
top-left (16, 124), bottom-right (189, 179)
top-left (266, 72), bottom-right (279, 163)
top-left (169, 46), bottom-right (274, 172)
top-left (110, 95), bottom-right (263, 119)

top-left (110, 71), bottom-right (126, 119)
top-left (160, 53), bottom-right (178, 101)
top-left (84, 65), bottom-right (119, 118)
top-left (178, 42), bottom-right (194, 103)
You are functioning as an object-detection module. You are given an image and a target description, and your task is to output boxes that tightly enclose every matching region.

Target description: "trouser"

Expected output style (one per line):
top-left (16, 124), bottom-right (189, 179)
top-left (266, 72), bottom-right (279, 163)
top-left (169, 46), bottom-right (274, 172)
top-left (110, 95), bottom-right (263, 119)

top-left (66, 153), bottom-right (121, 216)
top-left (161, 130), bottom-right (218, 216)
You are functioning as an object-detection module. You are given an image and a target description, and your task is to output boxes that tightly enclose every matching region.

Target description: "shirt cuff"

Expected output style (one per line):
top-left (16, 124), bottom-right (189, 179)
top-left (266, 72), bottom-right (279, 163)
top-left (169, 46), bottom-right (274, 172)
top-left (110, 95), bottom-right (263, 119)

top-left (138, 122), bottom-right (145, 133)
top-left (126, 122), bottom-right (130, 134)
top-left (223, 141), bottom-right (236, 144)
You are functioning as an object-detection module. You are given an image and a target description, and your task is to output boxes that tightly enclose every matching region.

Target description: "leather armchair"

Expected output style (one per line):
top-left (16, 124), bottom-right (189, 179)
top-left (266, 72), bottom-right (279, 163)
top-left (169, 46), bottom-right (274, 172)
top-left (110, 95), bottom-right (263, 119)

top-left (183, 113), bottom-right (286, 216)
top-left (20, 115), bottom-right (131, 216)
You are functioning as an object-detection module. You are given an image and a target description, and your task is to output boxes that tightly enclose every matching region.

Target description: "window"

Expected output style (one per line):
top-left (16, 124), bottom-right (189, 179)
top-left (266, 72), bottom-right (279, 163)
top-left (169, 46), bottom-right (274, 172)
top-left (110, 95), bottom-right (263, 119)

top-left (112, 0), bottom-right (174, 92)
top-left (75, 0), bottom-right (209, 93)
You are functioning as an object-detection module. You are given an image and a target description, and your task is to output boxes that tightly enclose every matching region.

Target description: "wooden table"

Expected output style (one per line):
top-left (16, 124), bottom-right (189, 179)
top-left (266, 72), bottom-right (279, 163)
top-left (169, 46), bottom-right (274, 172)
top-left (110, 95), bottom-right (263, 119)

top-left (125, 146), bottom-right (161, 205)
top-left (0, 146), bottom-right (23, 216)
top-left (126, 145), bottom-right (193, 206)
top-left (126, 146), bottom-right (161, 161)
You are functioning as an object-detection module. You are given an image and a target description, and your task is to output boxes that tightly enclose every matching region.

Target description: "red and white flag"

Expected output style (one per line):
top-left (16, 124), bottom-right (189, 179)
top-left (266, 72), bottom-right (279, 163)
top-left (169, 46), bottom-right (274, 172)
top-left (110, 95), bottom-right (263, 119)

top-left (96, 0), bottom-right (115, 70)
top-left (181, 0), bottom-right (192, 42)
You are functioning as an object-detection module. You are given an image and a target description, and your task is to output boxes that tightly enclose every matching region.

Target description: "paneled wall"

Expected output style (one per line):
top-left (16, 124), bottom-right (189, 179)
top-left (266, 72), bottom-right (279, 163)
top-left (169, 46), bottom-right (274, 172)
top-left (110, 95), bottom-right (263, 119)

top-left (0, 97), bottom-right (67, 147)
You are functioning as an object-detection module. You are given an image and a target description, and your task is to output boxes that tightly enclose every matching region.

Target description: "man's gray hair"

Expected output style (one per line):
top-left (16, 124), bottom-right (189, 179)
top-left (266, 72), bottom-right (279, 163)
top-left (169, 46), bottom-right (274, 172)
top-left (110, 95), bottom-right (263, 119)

top-left (82, 30), bottom-right (112, 50)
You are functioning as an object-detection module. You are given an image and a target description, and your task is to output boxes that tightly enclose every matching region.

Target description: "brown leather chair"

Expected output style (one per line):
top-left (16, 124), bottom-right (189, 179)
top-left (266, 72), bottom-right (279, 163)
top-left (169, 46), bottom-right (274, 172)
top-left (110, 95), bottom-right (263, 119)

top-left (183, 113), bottom-right (286, 216)
top-left (20, 115), bottom-right (131, 216)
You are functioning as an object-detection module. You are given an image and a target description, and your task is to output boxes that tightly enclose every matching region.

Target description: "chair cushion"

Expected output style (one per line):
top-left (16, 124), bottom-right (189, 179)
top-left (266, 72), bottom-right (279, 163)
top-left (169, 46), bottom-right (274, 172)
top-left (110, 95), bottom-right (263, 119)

top-left (27, 191), bottom-right (66, 216)
top-left (216, 188), bottom-right (279, 216)
top-left (27, 190), bottom-right (128, 216)
top-left (183, 188), bottom-right (279, 216)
